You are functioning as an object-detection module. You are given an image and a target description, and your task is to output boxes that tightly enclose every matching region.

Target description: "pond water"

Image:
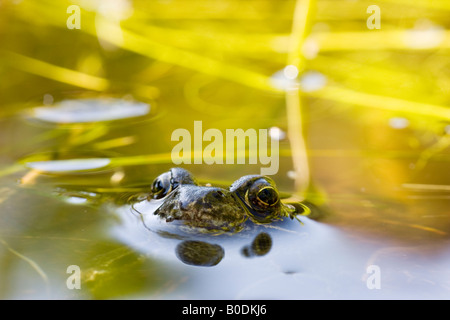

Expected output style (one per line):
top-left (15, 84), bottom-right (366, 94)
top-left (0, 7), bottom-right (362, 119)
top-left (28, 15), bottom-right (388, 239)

top-left (0, 96), bottom-right (448, 300)
top-left (0, 0), bottom-right (449, 300)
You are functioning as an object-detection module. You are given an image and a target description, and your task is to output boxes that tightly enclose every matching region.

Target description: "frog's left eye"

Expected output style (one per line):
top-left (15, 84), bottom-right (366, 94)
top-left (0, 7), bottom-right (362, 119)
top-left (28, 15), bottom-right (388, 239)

top-left (150, 172), bottom-right (172, 199)
top-left (246, 179), bottom-right (279, 210)
top-left (150, 168), bottom-right (197, 200)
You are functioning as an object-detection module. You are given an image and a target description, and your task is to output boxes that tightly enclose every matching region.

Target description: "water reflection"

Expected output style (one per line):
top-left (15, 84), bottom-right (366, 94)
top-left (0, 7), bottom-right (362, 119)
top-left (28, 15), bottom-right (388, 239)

top-left (175, 241), bottom-right (224, 267)
top-left (30, 98), bottom-right (150, 124)
top-left (25, 158), bottom-right (111, 173)
top-left (174, 232), bottom-right (274, 266)
top-left (241, 232), bottom-right (272, 258)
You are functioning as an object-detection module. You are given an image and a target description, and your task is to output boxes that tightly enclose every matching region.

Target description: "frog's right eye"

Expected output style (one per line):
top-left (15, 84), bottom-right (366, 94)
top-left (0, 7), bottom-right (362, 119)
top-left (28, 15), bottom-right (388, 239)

top-left (150, 172), bottom-right (172, 199)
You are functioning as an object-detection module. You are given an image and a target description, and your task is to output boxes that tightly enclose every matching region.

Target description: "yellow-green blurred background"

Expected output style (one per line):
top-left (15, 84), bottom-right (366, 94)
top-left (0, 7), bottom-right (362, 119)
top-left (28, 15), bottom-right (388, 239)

top-left (0, 0), bottom-right (449, 299)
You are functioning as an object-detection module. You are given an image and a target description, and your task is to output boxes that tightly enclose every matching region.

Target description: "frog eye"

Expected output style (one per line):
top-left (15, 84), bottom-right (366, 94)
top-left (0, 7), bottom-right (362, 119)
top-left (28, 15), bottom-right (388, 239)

top-left (256, 187), bottom-right (279, 207)
top-left (150, 172), bottom-right (172, 199)
top-left (150, 168), bottom-right (197, 199)
top-left (246, 180), bottom-right (279, 210)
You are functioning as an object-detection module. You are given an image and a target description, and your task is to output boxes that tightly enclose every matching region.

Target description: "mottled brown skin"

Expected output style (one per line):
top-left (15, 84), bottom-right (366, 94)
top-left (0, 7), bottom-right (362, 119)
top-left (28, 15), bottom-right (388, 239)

top-left (148, 168), bottom-right (295, 232)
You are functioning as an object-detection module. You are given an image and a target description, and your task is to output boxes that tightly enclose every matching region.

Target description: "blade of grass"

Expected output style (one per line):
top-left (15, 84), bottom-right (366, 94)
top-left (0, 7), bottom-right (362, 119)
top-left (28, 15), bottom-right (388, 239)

top-left (402, 183), bottom-right (450, 192)
top-left (307, 85), bottom-right (450, 121)
top-left (414, 135), bottom-right (450, 171)
top-left (308, 29), bottom-right (450, 52)
top-left (285, 0), bottom-right (315, 194)
top-left (2, 51), bottom-right (109, 91)
top-left (0, 163), bottom-right (27, 178)
top-left (19, 0), bottom-right (278, 93)
top-left (0, 238), bottom-right (50, 297)
top-left (98, 16), bottom-right (277, 92)
top-left (380, 0), bottom-right (450, 11)
top-left (124, 21), bottom-right (290, 54)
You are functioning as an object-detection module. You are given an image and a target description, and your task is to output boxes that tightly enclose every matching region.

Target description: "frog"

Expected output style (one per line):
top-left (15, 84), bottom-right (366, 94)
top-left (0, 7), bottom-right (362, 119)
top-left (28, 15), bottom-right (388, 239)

top-left (133, 167), bottom-right (301, 234)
